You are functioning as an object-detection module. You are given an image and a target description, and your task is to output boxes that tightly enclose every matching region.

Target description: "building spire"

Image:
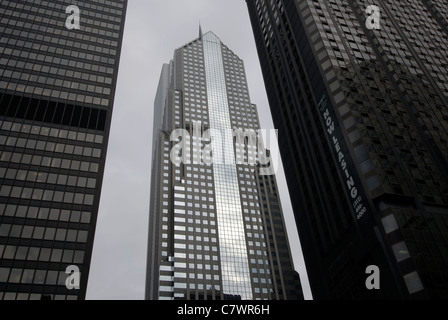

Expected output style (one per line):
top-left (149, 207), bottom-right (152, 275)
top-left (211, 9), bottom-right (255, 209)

top-left (199, 22), bottom-right (203, 38)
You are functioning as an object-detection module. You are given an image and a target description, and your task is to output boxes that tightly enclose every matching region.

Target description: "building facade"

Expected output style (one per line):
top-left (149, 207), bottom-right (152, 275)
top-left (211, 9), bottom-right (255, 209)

top-left (0, 0), bottom-right (127, 300)
top-left (247, 0), bottom-right (448, 299)
top-left (146, 30), bottom-right (302, 300)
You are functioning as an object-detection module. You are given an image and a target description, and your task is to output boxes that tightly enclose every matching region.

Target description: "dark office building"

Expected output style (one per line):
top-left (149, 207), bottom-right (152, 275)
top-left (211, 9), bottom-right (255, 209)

top-left (146, 30), bottom-right (302, 300)
top-left (247, 0), bottom-right (448, 299)
top-left (0, 0), bottom-right (127, 300)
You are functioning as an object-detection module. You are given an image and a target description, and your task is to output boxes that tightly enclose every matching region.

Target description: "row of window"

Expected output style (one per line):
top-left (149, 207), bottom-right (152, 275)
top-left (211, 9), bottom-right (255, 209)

top-left (0, 81), bottom-right (110, 107)
top-left (162, 175), bottom-right (213, 189)
top-left (0, 292), bottom-right (77, 301)
top-left (170, 225), bottom-right (217, 236)
top-left (0, 135), bottom-right (102, 158)
top-left (0, 167), bottom-right (97, 189)
top-left (160, 273), bottom-right (220, 282)
top-left (174, 251), bottom-right (219, 264)
top-left (173, 261), bottom-right (219, 272)
top-left (0, 68), bottom-right (111, 102)
top-left (77, 0), bottom-right (125, 11)
top-left (0, 185), bottom-right (95, 206)
top-left (0, 69), bottom-right (111, 100)
top-left (0, 204), bottom-right (91, 224)
top-left (1, 151), bottom-right (100, 173)
top-left (159, 283), bottom-right (220, 293)
top-left (174, 193), bottom-right (213, 202)
top-left (0, 245), bottom-right (85, 264)
top-left (0, 267), bottom-right (76, 287)
top-left (68, 0), bottom-right (125, 18)
top-left (1, 121), bottom-right (104, 144)
top-left (0, 223), bottom-right (88, 243)
top-left (0, 39), bottom-right (115, 73)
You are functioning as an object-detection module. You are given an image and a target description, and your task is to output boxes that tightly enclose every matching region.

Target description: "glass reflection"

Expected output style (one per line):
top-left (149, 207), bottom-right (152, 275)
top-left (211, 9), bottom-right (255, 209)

top-left (203, 32), bottom-right (253, 300)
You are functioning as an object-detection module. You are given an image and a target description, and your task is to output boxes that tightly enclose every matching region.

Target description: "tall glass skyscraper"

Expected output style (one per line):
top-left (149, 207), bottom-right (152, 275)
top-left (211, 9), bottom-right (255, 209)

top-left (247, 0), bottom-right (448, 299)
top-left (146, 30), bottom-right (302, 300)
top-left (0, 0), bottom-right (127, 300)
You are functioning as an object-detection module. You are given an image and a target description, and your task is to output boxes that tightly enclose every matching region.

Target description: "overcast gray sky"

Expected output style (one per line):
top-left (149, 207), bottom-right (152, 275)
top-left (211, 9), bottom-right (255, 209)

top-left (86, 0), bottom-right (312, 300)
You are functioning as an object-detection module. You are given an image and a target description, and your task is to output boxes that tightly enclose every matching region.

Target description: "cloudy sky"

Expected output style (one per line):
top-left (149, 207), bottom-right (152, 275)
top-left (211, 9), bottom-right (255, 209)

top-left (86, 0), bottom-right (312, 300)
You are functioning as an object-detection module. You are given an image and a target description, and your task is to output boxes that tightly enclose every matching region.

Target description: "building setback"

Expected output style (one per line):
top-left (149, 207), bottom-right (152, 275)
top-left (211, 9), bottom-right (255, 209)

top-left (146, 30), bottom-right (302, 300)
top-left (246, 0), bottom-right (448, 299)
top-left (0, 0), bottom-right (127, 300)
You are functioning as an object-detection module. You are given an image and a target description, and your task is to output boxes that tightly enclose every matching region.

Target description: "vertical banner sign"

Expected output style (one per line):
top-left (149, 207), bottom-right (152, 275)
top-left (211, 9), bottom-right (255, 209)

top-left (317, 94), bottom-right (371, 223)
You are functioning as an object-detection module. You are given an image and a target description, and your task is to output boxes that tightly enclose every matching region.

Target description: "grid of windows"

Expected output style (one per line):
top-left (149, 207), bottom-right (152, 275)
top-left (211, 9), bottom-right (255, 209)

top-left (0, 204), bottom-right (91, 223)
top-left (247, 0), bottom-right (448, 299)
top-left (0, 0), bottom-right (122, 107)
top-left (305, 0), bottom-right (448, 297)
top-left (0, 0), bottom-right (127, 300)
top-left (306, 0), bottom-right (448, 204)
top-left (182, 40), bottom-right (208, 127)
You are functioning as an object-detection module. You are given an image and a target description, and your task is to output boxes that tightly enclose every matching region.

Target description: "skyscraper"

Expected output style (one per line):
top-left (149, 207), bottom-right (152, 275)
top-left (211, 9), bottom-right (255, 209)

top-left (0, 0), bottom-right (127, 300)
top-left (146, 29), bottom-right (302, 300)
top-left (247, 0), bottom-right (448, 299)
